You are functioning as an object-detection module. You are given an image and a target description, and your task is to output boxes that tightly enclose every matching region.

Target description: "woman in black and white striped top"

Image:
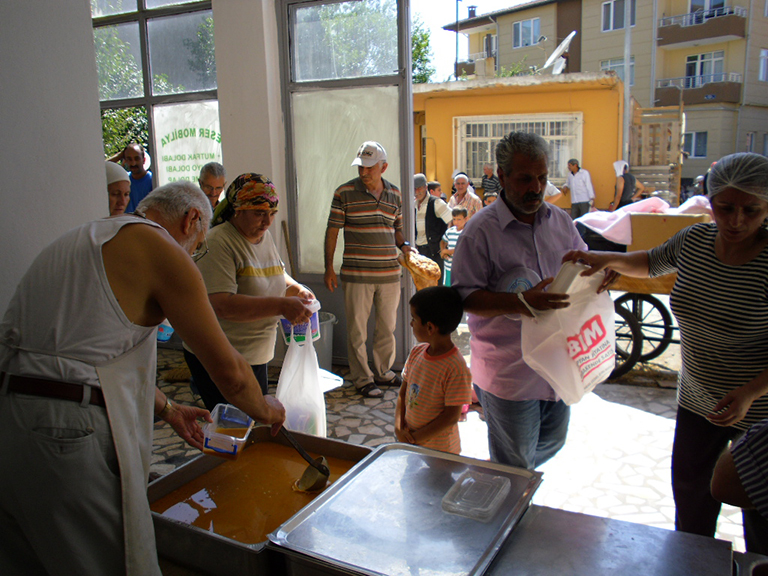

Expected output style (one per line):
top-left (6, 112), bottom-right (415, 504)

top-left (563, 152), bottom-right (768, 554)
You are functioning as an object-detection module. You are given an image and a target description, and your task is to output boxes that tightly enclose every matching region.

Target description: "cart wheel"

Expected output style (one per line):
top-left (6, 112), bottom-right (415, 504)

top-left (611, 304), bottom-right (642, 379)
top-left (615, 293), bottom-right (674, 362)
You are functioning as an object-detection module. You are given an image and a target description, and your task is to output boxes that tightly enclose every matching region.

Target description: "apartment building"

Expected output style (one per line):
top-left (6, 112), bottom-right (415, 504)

top-left (446, 0), bottom-right (768, 181)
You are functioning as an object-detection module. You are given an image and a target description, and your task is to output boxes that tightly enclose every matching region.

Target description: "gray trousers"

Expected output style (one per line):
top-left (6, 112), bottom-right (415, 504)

top-left (0, 392), bottom-right (125, 575)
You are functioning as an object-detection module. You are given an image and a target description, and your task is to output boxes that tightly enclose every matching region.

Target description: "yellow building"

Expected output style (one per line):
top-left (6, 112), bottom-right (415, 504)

top-left (414, 72), bottom-right (624, 210)
top-left (446, 0), bottom-right (768, 184)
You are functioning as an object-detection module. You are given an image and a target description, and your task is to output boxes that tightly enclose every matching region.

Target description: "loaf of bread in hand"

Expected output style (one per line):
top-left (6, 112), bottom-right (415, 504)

top-left (398, 252), bottom-right (441, 291)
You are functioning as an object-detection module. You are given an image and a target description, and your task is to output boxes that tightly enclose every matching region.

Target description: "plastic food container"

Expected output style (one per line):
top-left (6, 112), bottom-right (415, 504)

top-left (280, 299), bottom-right (321, 344)
top-left (203, 404), bottom-right (254, 460)
top-left (157, 322), bottom-right (174, 342)
top-left (441, 469), bottom-right (512, 523)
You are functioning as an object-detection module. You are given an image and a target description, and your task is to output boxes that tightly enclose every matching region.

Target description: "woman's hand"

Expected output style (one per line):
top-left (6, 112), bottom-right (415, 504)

top-left (282, 297), bottom-right (314, 325)
top-left (708, 387), bottom-right (758, 427)
top-left (162, 403), bottom-right (212, 451)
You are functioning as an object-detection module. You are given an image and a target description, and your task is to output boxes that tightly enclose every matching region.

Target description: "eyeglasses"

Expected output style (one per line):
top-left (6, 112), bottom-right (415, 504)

top-left (192, 237), bottom-right (209, 262)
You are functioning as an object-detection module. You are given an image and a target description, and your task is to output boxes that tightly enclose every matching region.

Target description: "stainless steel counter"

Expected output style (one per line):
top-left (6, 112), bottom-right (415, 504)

top-left (486, 505), bottom-right (733, 576)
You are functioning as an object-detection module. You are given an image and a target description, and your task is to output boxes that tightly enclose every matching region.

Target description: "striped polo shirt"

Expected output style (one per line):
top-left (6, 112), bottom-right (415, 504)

top-left (732, 418), bottom-right (768, 519)
top-left (648, 223), bottom-right (768, 430)
top-left (327, 177), bottom-right (403, 284)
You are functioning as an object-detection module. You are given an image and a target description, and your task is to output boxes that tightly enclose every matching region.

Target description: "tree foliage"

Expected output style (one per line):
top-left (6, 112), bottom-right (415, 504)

top-left (183, 17), bottom-right (216, 85)
top-left (411, 17), bottom-right (435, 83)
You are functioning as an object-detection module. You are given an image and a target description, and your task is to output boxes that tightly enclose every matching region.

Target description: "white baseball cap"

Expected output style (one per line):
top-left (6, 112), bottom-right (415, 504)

top-left (351, 141), bottom-right (387, 167)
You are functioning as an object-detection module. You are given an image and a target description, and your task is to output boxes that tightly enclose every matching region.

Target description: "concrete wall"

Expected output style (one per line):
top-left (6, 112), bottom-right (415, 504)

top-left (0, 0), bottom-right (106, 312)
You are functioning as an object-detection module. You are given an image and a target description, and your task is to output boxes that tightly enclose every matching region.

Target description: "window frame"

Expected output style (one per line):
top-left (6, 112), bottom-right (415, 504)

top-left (601, 0), bottom-right (636, 32)
top-left (759, 49), bottom-right (768, 82)
top-left (513, 17), bottom-right (541, 49)
top-left (600, 56), bottom-right (635, 86)
top-left (683, 131), bottom-right (708, 158)
top-left (454, 113), bottom-right (583, 184)
top-left (92, 1), bottom-right (217, 167)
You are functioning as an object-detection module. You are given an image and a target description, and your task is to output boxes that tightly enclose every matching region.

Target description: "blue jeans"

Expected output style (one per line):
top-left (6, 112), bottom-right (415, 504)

top-left (475, 385), bottom-right (570, 470)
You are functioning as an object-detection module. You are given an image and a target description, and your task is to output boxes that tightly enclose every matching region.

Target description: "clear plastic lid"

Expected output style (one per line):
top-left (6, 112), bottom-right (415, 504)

top-left (442, 469), bottom-right (512, 523)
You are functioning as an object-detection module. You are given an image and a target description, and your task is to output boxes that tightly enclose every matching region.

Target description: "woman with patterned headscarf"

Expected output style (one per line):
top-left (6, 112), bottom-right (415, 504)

top-left (183, 173), bottom-right (315, 409)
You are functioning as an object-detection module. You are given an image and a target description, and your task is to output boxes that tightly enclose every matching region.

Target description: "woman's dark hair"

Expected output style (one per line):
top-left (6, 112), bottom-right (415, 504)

top-left (409, 286), bottom-right (464, 335)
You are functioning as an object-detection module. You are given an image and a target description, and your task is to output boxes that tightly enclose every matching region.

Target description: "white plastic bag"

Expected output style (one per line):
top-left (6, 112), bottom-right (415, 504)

top-left (275, 327), bottom-right (327, 437)
top-left (521, 272), bottom-right (616, 405)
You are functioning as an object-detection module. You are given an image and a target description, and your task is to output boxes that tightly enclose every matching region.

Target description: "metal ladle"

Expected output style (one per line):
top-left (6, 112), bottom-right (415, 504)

top-left (279, 427), bottom-right (330, 491)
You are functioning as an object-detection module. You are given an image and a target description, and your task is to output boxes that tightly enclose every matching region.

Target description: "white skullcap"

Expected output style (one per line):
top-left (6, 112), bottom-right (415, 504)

top-left (707, 153), bottom-right (768, 202)
top-left (105, 161), bottom-right (130, 185)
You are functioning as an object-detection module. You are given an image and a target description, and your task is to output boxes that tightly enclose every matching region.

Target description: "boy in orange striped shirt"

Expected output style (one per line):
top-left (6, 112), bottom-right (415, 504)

top-left (395, 286), bottom-right (472, 454)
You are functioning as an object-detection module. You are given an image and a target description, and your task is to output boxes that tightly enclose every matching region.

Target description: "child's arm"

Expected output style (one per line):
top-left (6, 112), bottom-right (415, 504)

top-left (439, 239), bottom-right (449, 259)
top-left (394, 378), bottom-right (415, 443)
top-left (409, 406), bottom-right (463, 445)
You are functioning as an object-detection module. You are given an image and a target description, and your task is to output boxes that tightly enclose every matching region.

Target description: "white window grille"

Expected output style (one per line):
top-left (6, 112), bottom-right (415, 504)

top-left (454, 113), bottom-right (583, 183)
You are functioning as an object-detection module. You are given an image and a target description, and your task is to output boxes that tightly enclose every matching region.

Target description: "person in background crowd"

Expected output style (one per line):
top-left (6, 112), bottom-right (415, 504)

top-left (563, 152), bottom-right (768, 554)
top-left (108, 143), bottom-right (154, 213)
top-left (324, 141), bottom-right (412, 399)
top-left (481, 162), bottom-right (502, 199)
top-left (609, 161), bottom-right (645, 211)
top-left (452, 131), bottom-right (585, 470)
top-left (448, 173), bottom-right (482, 219)
top-left (0, 181), bottom-right (284, 575)
top-left (544, 181), bottom-right (563, 204)
top-left (562, 158), bottom-right (595, 218)
top-left (198, 162), bottom-right (227, 209)
top-left (483, 192), bottom-right (498, 207)
top-left (106, 160), bottom-right (131, 216)
top-left (183, 173), bottom-right (314, 409)
top-left (414, 173), bottom-right (452, 279)
top-left (428, 180), bottom-right (447, 201)
top-left (440, 207), bottom-right (468, 287)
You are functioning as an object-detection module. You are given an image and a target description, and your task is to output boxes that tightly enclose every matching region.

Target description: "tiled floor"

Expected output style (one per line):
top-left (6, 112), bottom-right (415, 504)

top-left (152, 315), bottom-right (746, 553)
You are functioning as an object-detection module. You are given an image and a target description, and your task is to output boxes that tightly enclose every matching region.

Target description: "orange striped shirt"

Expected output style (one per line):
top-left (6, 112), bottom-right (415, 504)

top-left (402, 343), bottom-right (472, 454)
top-left (327, 177), bottom-right (402, 284)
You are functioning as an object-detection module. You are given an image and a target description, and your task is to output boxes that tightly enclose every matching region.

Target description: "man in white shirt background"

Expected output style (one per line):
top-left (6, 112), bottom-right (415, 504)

top-left (561, 158), bottom-right (595, 218)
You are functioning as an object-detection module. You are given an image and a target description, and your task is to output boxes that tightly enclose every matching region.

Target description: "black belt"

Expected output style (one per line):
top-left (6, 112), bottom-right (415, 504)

top-left (1, 372), bottom-right (106, 407)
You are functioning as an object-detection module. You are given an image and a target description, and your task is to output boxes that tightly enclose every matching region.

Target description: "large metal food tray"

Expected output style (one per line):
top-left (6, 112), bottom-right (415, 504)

top-left (269, 443), bottom-right (542, 576)
top-left (148, 427), bottom-right (372, 576)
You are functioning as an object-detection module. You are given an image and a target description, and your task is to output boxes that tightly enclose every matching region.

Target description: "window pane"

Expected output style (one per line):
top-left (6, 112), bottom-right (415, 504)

top-left (602, 3), bottom-right (611, 31)
top-left (91, 0), bottom-right (137, 18)
top-left (148, 11), bottom-right (217, 96)
top-left (94, 23), bottom-right (144, 100)
top-left (522, 20), bottom-right (532, 46)
top-left (101, 106), bottom-right (148, 157)
top-left (683, 134), bottom-right (693, 156)
top-left (533, 19), bottom-right (540, 43)
top-left (152, 100), bottom-right (223, 187)
top-left (694, 132), bottom-right (707, 157)
top-left (614, 0), bottom-right (625, 30)
top-left (292, 86), bottom-right (399, 273)
top-left (514, 22), bottom-right (520, 48)
top-left (292, 0), bottom-right (398, 82)
top-left (147, 0), bottom-right (203, 7)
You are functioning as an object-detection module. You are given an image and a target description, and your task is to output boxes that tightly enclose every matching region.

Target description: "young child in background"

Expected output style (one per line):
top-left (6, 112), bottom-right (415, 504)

top-left (483, 192), bottom-right (498, 206)
top-left (395, 286), bottom-right (472, 455)
top-left (427, 180), bottom-right (446, 202)
top-left (439, 207), bottom-right (468, 286)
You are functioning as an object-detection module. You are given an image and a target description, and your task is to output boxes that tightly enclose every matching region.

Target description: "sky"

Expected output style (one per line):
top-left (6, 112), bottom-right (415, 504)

top-left (411, 0), bottom-right (530, 83)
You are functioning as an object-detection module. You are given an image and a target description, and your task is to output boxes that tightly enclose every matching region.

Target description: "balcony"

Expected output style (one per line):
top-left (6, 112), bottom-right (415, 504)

top-left (655, 73), bottom-right (742, 106)
top-left (657, 6), bottom-right (746, 49)
top-left (455, 51), bottom-right (497, 79)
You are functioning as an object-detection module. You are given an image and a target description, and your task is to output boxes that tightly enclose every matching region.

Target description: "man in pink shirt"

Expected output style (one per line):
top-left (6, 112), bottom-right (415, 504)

top-left (452, 132), bottom-right (587, 470)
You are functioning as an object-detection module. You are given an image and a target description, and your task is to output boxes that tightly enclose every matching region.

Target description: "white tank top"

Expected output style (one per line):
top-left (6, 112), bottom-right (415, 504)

top-left (0, 216), bottom-right (162, 387)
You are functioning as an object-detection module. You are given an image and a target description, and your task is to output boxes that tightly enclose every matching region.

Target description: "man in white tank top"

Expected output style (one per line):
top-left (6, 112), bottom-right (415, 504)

top-left (0, 182), bottom-right (286, 576)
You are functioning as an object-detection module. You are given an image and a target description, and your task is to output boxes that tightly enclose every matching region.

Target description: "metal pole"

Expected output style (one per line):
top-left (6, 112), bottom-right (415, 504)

top-left (455, 0), bottom-right (460, 79)
top-left (623, 0), bottom-right (632, 161)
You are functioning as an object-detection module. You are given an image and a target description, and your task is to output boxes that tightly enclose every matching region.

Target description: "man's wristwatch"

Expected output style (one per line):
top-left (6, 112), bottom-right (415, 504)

top-left (398, 241), bottom-right (410, 250)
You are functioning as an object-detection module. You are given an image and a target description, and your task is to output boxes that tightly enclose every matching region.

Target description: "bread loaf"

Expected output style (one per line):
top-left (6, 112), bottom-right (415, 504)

top-left (398, 252), bottom-right (441, 291)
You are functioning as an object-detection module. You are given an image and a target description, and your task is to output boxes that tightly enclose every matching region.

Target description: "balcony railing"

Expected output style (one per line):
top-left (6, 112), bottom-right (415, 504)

top-left (656, 72), bottom-right (742, 89)
top-left (469, 50), bottom-right (497, 63)
top-left (659, 6), bottom-right (747, 27)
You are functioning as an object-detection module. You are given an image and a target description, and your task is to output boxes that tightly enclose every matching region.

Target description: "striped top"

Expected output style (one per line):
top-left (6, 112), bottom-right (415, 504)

top-left (648, 223), bottom-right (768, 430)
top-left (327, 177), bottom-right (402, 284)
top-left (481, 174), bottom-right (502, 196)
top-left (441, 226), bottom-right (463, 273)
top-left (402, 343), bottom-right (472, 454)
top-left (732, 418), bottom-right (768, 520)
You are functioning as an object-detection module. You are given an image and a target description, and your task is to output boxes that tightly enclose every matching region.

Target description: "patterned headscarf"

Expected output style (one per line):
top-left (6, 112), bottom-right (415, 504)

top-left (211, 173), bottom-right (278, 226)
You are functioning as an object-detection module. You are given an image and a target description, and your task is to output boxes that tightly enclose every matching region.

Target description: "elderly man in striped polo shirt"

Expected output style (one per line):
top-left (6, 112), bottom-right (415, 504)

top-left (324, 141), bottom-right (413, 399)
